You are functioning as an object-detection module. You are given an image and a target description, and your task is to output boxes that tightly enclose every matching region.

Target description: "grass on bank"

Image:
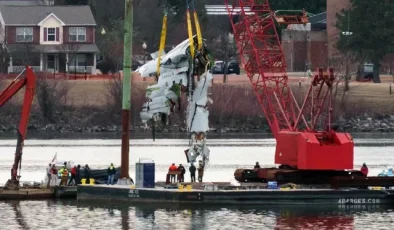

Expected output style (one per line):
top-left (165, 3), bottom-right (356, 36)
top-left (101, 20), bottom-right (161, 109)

top-left (1, 78), bottom-right (394, 127)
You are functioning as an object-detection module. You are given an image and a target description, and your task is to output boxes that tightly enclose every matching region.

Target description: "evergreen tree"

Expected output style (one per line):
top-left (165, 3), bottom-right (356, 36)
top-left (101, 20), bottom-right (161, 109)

top-left (336, 0), bottom-right (394, 82)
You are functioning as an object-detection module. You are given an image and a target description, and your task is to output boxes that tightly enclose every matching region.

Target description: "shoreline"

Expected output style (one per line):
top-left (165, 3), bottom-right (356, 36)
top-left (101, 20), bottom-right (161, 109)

top-left (2, 79), bottom-right (394, 141)
top-left (0, 131), bottom-right (393, 140)
top-left (2, 113), bottom-right (394, 140)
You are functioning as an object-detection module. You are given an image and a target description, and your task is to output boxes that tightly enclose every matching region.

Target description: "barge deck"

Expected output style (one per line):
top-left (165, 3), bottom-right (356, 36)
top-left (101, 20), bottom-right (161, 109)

top-left (77, 184), bottom-right (394, 205)
top-left (0, 186), bottom-right (77, 200)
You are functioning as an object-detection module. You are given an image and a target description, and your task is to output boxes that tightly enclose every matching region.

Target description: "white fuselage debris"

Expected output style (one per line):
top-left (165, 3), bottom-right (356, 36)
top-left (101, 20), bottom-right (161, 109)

top-left (136, 37), bottom-right (212, 166)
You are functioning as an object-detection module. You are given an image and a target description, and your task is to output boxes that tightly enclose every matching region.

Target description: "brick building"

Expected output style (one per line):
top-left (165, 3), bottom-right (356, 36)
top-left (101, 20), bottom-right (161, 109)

top-left (283, 0), bottom-right (393, 73)
top-left (281, 12), bottom-right (328, 72)
top-left (326, 0), bottom-right (351, 58)
top-left (282, 0), bottom-right (346, 72)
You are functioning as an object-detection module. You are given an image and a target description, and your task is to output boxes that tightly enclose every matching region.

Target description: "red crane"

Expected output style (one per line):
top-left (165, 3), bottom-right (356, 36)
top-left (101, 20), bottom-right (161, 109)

top-left (1, 66), bottom-right (36, 190)
top-left (224, 1), bottom-right (360, 183)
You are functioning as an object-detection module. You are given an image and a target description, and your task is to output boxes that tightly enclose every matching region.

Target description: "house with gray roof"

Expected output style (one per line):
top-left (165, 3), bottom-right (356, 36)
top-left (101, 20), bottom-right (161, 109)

top-left (0, 5), bottom-right (99, 74)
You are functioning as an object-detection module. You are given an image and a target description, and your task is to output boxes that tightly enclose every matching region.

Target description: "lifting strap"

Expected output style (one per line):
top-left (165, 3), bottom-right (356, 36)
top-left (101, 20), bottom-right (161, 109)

top-left (190, 0), bottom-right (203, 51)
top-left (186, 0), bottom-right (195, 58)
top-left (156, 8), bottom-right (168, 76)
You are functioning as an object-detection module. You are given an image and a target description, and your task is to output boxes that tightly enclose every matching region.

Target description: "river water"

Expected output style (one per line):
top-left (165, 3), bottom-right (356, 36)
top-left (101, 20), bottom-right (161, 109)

top-left (1, 137), bottom-right (394, 229)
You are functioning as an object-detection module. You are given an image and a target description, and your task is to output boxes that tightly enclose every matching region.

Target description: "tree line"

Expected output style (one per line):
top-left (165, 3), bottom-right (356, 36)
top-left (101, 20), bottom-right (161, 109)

top-left (53, 0), bottom-right (326, 73)
top-left (336, 0), bottom-right (394, 82)
top-left (55, 0), bottom-right (394, 82)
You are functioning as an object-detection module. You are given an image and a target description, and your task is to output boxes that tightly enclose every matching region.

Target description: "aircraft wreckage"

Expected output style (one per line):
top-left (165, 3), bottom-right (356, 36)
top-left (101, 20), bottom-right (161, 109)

top-left (136, 36), bottom-right (214, 167)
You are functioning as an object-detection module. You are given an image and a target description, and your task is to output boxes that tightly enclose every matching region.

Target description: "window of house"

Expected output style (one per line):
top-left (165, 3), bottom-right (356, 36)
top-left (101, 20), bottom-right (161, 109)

top-left (16, 27), bottom-right (33, 42)
top-left (69, 27), bottom-right (86, 42)
top-left (76, 54), bottom-right (87, 66)
top-left (47, 27), bottom-right (56, 41)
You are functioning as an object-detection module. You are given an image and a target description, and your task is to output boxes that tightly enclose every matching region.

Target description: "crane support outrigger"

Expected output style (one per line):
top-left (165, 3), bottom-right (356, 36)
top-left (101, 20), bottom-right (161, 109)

top-left (1, 66), bottom-right (36, 190)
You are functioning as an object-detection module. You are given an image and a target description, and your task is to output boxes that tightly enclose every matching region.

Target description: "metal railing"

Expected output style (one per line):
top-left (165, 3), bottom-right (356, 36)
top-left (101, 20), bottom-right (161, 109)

top-left (68, 66), bottom-right (93, 73)
top-left (8, 66), bottom-right (40, 73)
top-left (9, 66), bottom-right (94, 74)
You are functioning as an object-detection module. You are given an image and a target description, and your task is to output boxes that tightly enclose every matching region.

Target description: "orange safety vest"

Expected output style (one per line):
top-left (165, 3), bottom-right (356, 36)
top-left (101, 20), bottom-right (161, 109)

top-left (62, 169), bottom-right (68, 176)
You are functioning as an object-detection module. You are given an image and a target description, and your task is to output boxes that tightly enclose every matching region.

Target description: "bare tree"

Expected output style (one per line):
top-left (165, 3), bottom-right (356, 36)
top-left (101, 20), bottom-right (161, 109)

top-left (57, 43), bottom-right (81, 79)
top-left (106, 41), bottom-right (123, 73)
top-left (133, 0), bottom-right (182, 52)
top-left (105, 76), bottom-right (122, 115)
top-left (9, 44), bottom-right (40, 69)
top-left (202, 15), bottom-right (236, 83)
top-left (321, 55), bottom-right (359, 119)
top-left (105, 75), bottom-right (147, 124)
top-left (0, 27), bottom-right (10, 73)
top-left (35, 72), bottom-right (71, 122)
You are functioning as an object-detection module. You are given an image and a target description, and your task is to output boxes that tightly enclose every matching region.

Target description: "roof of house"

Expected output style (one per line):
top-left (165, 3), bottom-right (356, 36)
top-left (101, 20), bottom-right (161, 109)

top-left (0, 5), bottom-right (96, 25)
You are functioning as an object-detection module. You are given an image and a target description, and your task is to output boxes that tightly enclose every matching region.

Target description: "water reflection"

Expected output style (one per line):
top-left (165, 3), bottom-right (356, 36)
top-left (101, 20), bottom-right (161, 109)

top-left (8, 200), bottom-right (30, 230)
top-left (74, 200), bottom-right (394, 230)
top-left (121, 207), bottom-right (129, 230)
top-left (1, 199), bottom-right (393, 229)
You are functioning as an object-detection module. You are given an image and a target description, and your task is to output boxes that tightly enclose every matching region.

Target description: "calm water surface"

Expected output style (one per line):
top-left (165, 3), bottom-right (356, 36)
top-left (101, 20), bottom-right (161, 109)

top-left (1, 200), bottom-right (394, 230)
top-left (0, 138), bottom-right (394, 229)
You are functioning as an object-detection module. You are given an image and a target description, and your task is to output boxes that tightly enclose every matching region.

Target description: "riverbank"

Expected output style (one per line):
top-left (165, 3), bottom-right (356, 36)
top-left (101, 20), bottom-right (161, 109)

top-left (1, 108), bottom-right (394, 135)
top-left (1, 78), bottom-right (394, 136)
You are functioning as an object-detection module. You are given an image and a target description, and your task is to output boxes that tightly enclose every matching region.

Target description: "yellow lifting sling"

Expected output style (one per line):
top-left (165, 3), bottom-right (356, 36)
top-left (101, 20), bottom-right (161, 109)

top-left (186, 0), bottom-right (195, 58)
top-left (190, 0), bottom-right (203, 51)
top-left (156, 8), bottom-right (168, 76)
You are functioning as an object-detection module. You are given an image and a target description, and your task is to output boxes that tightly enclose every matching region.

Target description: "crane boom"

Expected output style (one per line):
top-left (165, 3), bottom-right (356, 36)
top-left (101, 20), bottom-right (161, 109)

top-left (224, 0), bottom-right (308, 137)
top-left (225, 0), bottom-right (354, 174)
top-left (1, 66), bottom-right (36, 190)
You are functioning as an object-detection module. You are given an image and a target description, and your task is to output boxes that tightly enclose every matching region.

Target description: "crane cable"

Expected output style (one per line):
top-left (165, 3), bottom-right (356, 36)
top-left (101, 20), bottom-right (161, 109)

top-left (156, 7), bottom-right (168, 76)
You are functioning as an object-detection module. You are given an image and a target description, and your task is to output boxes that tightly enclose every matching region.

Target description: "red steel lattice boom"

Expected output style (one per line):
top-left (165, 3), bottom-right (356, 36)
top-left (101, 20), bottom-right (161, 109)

top-left (225, 0), bottom-right (354, 170)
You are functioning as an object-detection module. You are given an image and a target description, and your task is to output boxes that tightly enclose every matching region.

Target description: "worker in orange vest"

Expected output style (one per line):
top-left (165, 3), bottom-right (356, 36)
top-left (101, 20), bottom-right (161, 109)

top-left (59, 166), bottom-right (69, 186)
top-left (360, 163), bottom-right (369, 177)
top-left (169, 163), bottom-right (178, 183)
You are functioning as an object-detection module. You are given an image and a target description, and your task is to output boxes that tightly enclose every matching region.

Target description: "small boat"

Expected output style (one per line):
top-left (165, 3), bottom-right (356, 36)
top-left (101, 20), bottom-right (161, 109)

top-left (43, 160), bottom-right (121, 185)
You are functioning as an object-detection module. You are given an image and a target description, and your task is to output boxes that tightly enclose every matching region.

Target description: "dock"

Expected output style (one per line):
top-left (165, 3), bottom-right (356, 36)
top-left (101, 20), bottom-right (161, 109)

top-left (0, 186), bottom-right (77, 200)
top-left (77, 184), bottom-right (394, 205)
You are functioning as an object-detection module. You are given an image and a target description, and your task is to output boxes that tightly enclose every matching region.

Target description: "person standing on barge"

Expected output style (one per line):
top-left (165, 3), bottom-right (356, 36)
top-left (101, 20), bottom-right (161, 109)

top-left (46, 163), bottom-right (52, 188)
top-left (198, 162), bottom-right (204, 182)
top-left (189, 163), bottom-right (196, 182)
top-left (169, 163), bottom-right (178, 183)
top-left (361, 163), bottom-right (369, 176)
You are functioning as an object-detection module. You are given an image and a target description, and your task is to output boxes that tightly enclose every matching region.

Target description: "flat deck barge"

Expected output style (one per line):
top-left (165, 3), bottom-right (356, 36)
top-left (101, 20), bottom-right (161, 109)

top-left (77, 184), bottom-right (394, 205)
top-left (0, 186), bottom-right (77, 200)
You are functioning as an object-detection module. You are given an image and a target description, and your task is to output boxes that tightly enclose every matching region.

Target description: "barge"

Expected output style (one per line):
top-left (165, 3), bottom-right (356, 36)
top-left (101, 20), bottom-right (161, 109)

top-left (77, 184), bottom-right (394, 206)
top-left (0, 186), bottom-right (77, 200)
top-left (76, 159), bottom-right (394, 206)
